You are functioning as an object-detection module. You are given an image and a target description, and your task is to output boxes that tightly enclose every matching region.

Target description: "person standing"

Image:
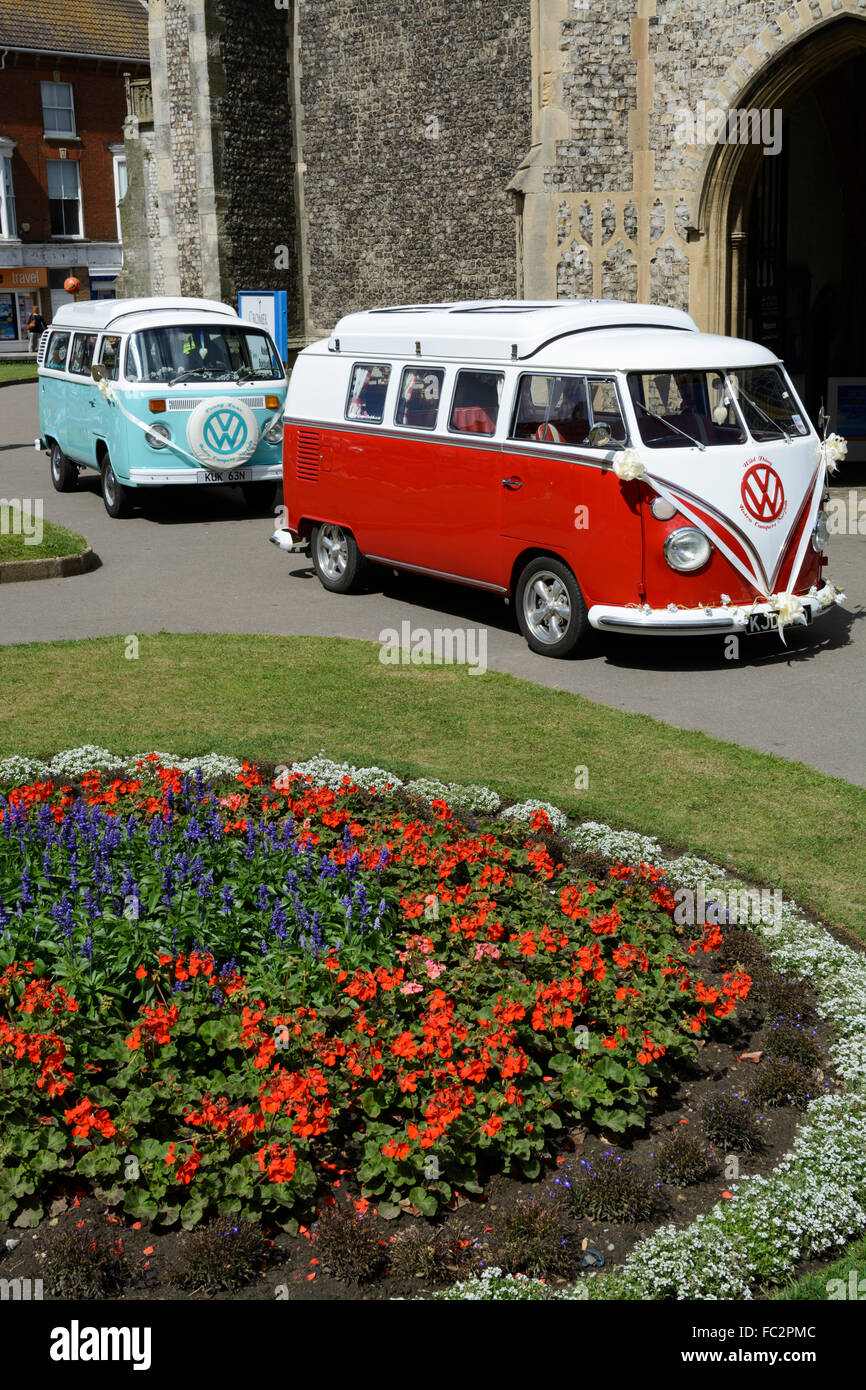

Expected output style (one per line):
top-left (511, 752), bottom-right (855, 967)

top-left (26, 307), bottom-right (47, 352)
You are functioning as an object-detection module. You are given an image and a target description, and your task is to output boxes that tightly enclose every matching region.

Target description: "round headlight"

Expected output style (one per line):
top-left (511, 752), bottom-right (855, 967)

top-left (263, 412), bottom-right (284, 445)
top-left (145, 423), bottom-right (170, 450)
top-left (811, 511), bottom-right (830, 553)
top-left (663, 526), bottom-right (712, 572)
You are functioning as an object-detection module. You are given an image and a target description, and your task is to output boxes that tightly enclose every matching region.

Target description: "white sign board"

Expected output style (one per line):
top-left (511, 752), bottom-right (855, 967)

top-left (239, 294), bottom-right (276, 340)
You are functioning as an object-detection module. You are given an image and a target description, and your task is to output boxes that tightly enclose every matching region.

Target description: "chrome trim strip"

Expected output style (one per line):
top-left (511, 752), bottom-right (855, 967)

top-left (284, 416), bottom-right (613, 469)
top-left (596, 616), bottom-right (734, 631)
top-left (365, 554), bottom-right (507, 594)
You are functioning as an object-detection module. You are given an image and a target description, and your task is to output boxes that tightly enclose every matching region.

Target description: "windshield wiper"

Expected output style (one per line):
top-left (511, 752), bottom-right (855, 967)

top-left (731, 381), bottom-right (790, 442)
top-left (633, 399), bottom-right (705, 451)
top-left (168, 366), bottom-right (208, 385)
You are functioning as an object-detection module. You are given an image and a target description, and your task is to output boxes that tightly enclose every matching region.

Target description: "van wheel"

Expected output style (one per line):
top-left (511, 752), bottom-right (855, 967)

top-left (515, 556), bottom-right (587, 658)
top-left (101, 454), bottom-right (132, 518)
top-left (310, 522), bottom-right (366, 593)
top-left (49, 442), bottom-right (77, 493)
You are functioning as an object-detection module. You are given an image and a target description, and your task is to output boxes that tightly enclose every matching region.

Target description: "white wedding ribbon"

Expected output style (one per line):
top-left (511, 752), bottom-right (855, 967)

top-left (93, 375), bottom-right (250, 470)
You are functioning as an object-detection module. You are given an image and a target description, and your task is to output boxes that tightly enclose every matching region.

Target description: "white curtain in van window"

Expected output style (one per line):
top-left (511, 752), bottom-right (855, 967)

top-left (347, 365), bottom-right (372, 419)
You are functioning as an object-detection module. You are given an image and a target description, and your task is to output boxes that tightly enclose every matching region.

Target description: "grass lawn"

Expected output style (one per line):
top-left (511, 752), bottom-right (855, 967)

top-left (773, 1235), bottom-right (866, 1300)
top-left (0, 508), bottom-right (88, 562)
top-left (1, 631), bottom-right (864, 942)
top-left (0, 362), bottom-right (37, 382)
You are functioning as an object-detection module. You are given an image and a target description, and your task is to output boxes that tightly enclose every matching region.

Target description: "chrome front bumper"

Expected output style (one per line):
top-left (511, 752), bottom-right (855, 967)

top-left (588, 594), bottom-right (827, 635)
top-left (126, 462), bottom-right (283, 486)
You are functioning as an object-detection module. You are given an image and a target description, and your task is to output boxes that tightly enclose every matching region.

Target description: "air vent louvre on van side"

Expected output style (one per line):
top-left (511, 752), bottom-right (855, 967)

top-left (296, 429), bottom-right (320, 481)
top-left (36, 330), bottom-right (50, 366)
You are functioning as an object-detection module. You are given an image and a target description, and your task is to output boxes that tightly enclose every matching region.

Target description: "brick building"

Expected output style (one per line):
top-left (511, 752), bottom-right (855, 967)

top-left (0, 0), bottom-right (149, 351)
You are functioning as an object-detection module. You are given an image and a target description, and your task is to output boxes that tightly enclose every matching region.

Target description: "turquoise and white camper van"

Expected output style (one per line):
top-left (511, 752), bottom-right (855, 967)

top-left (37, 297), bottom-right (287, 517)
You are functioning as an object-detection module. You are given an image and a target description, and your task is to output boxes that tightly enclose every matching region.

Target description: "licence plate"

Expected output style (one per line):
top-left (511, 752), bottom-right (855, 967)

top-left (197, 468), bottom-right (252, 485)
top-left (746, 607), bottom-right (812, 635)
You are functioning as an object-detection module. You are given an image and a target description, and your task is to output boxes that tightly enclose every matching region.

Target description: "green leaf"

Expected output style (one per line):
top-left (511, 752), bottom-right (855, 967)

top-left (123, 1188), bottom-right (159, 1222)
top-left (595, 1056), bottom-right (626, 1083)
top-left (593, 1105), bottom-right (629, 1133)
top-left (409, 1186), bottom-right (438, 1217)
top-left (376, 1201), bottom-right (401, 1220)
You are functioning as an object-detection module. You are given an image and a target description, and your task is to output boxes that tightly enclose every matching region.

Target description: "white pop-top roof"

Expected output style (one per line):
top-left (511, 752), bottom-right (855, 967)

top-left (528, 326), bottom-right (778, 372)
top-left (49, 297), bottom-right (241, 334)
top-left (326, 299), bottom-right (702, 363)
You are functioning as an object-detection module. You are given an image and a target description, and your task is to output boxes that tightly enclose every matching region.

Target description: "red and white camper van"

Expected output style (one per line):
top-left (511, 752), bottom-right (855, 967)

top-left (272, 299), bottom-right (840, 657)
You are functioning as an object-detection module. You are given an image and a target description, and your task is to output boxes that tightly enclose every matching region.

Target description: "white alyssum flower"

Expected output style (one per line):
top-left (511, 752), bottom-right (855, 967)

top-left (405, 778), bottom-right (501, 816)
top-left (500, 800), bottom-right (568, 835)
top-left (0, 755), bottom-right (52, 787)
top-left (289, 756), bottom-right (403, 792)
top-left (47, 746), bottom-right (125, 777)
top-left (570, 821), bottom-right (663, 864)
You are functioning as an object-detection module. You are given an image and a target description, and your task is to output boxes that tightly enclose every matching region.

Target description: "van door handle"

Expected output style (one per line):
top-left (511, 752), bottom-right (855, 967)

top-left (502, 476), bottom-right (523, 490)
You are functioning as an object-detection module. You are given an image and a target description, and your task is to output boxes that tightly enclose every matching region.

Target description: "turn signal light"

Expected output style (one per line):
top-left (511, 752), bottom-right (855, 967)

top-left (148, 399), bottom-right (167, 414)
top-left (265, 396), bottom-right (280, 410)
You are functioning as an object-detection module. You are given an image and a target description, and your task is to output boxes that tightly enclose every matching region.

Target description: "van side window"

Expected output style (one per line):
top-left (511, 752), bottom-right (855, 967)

top-left (510, 374), bottom-right (590, 445)
top-left (69, 332), bottom-right (98, 376)
top-left (45, 331), bottom-right (71, 370)
top-left (98, 335), bottom-right (122, 381)
top-left (449, 370), bottom-right (504, 435)
top-left (587, 377), bottom-right (628, 443)
top-left (395, 367), bottom-right (444, 430)
top-left (346, 363), bottom-right (392, 422)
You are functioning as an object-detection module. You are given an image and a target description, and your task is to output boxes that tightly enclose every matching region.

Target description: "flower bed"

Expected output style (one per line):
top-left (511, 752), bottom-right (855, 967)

top-left (1, 750), bottom-right (864, 1301)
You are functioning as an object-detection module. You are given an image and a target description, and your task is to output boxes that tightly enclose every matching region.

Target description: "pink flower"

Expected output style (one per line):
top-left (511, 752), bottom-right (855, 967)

top-left (400, 981), bottom-right (423, 995)
top-left (473, 943), bottom-right (500, 962)
top-left (425, 960), bottom-right (446, 980)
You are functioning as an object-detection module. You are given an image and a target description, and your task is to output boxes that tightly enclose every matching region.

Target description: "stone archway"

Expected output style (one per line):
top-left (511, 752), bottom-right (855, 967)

top-left (695, 14), bottom-right (866, 424)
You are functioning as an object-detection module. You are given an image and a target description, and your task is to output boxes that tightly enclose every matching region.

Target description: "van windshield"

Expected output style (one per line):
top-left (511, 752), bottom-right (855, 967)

top-left (627, 370), bottom-right (747, 448)
top-left (126, 324), bottom-right (283, 384)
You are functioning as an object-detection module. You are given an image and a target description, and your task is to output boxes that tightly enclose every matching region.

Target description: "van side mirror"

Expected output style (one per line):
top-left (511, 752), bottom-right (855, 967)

top-left (91, 363), bottom-right (107, 384)
top-left (588, 423), bottom-right (612, 448)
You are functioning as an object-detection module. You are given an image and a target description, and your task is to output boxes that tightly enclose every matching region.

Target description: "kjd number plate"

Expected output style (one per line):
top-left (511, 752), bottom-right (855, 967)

top-left (746, 607), bottom-right (812, 635)
top-left (197, 468), bottom-right (252, 485)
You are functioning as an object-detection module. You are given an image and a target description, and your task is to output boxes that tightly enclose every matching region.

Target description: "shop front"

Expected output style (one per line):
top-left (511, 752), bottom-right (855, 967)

top-left (0, 267), bottom-right (48, 350)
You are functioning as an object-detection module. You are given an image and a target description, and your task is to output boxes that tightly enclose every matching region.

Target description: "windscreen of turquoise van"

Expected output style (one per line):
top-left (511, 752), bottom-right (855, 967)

top-left (125, 325), bottom-right (283, 385)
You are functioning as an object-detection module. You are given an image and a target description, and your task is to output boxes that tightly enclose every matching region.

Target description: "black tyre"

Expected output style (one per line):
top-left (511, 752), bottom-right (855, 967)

top-left (49, 441), bottom-right (77, 493)
top-left (101, 454), bottom-right (133, 519)
top-left (515, 555), bottom-right (587, 658)
top-left (310, 522), bottom-right (366, 593)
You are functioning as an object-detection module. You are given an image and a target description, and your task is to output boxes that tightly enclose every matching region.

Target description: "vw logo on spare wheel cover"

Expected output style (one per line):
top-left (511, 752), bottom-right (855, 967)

top-left (187, 397), bottom-right (260, 468)
top-left (739, 458), bottom-right (787, 526)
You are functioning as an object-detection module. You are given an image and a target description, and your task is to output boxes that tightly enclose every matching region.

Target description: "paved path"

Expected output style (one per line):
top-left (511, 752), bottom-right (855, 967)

top-left (1, 384), bottom-right (864, 784)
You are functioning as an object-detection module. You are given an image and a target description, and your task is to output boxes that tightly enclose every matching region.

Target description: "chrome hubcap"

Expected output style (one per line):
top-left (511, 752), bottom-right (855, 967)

top-left (523, 572), bottom-right (572, 645)
top-left (317, 524), bottom-right (348, 580)
top-left (51, 449), bottom-right (62, 481)
top-left (104, 468), bottom-right (116, 504)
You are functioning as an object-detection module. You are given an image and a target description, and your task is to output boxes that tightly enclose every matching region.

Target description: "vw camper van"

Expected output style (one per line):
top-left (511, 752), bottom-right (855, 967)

top-left (272, 299), bottom-right (842, 657)
top-left (38, 297), bottom-right (287, 517)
